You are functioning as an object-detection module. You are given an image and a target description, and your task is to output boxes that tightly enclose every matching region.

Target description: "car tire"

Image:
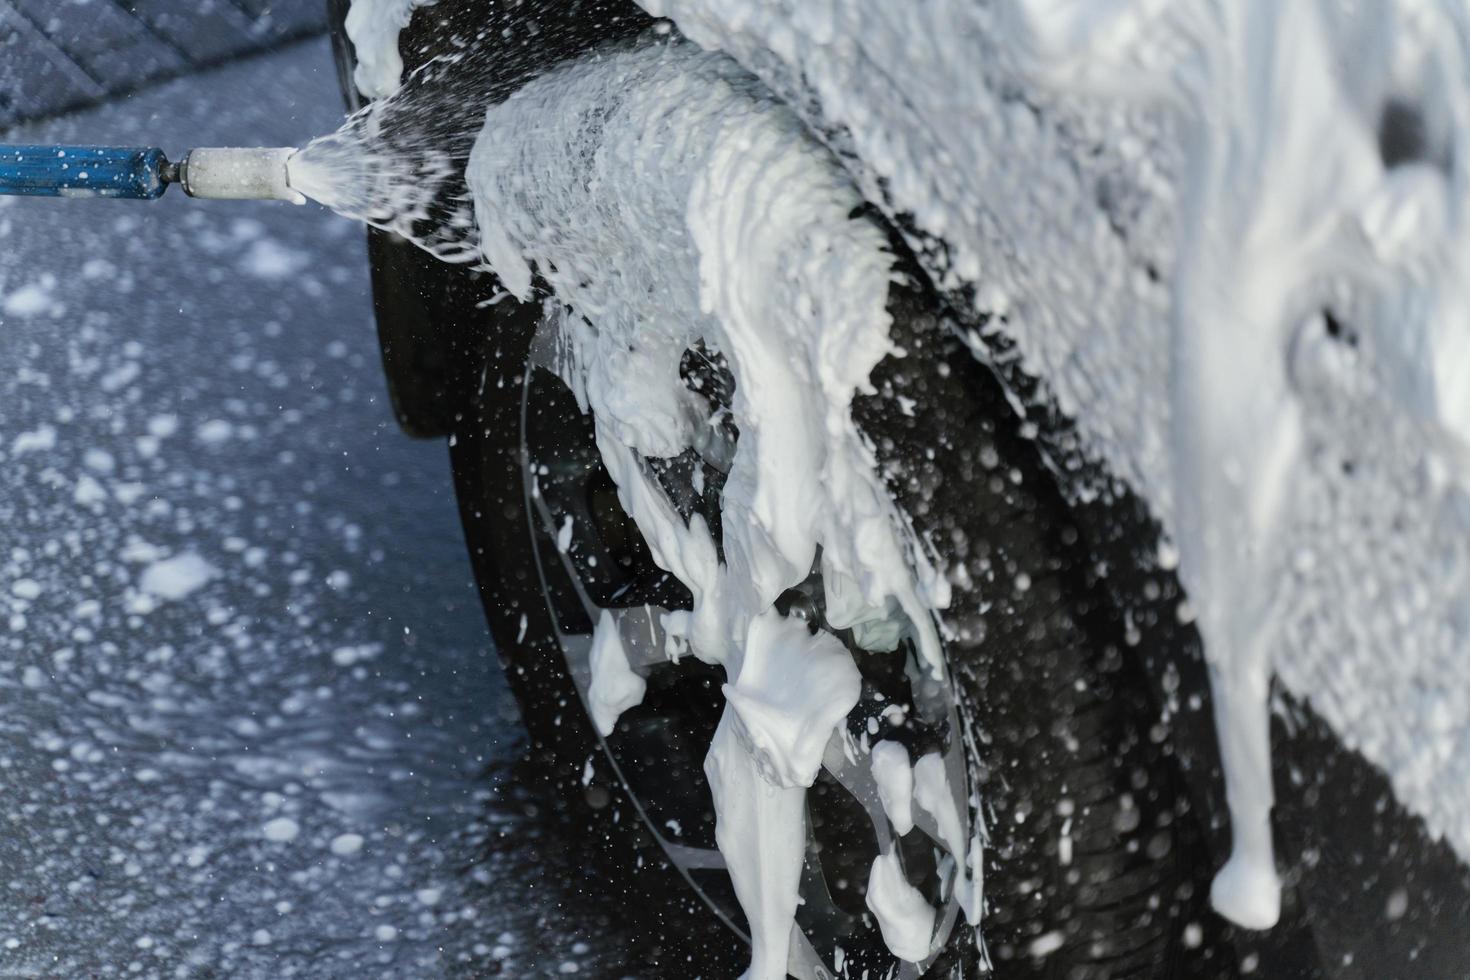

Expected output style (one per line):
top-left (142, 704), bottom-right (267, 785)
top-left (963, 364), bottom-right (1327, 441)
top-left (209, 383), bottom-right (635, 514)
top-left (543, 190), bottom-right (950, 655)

top-left (442, 232), bottom-right (1236, 977)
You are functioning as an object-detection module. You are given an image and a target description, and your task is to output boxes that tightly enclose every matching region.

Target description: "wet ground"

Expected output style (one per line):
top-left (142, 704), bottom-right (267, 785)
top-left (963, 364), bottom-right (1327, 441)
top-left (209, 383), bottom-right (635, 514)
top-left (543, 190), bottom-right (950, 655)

top-left (0, 39), bottom-right (640, 979)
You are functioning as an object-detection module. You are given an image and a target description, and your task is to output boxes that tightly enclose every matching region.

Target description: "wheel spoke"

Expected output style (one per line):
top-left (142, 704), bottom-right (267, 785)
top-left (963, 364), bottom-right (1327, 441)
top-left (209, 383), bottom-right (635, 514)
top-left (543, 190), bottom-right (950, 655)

top-left (819, 729), bottom-right (969, 971)
top-left (607, 602), bottom-right (674, 672)
top-left (663, 844), bottom-right (727, 871)
top-left (530, 489), bottom-right (599, 617)
top-left (819, 729), bottom-right (894, 854)
top-left (785, 924), bottom-right (835, 980)
top-left (819, 729), bottom-right (964, 859)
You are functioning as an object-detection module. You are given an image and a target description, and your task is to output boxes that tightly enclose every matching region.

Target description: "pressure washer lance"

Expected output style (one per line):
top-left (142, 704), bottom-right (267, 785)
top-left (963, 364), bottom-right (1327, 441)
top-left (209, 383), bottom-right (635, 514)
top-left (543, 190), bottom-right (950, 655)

top-left (0, 146), bottom-right (303, 203)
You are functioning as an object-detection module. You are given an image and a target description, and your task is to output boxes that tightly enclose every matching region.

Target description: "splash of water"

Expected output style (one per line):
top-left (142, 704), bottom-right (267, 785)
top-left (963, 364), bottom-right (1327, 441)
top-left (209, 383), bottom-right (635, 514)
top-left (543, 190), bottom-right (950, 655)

top-left (286, 47), bottom-right (485, 264)
top-left (285, 5), bottom-right (651, 267)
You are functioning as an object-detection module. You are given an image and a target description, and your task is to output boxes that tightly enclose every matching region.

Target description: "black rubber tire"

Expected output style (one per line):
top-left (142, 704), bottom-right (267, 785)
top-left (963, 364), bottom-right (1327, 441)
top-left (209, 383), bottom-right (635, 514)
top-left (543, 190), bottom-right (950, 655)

top-left (856, 280), bottom-right (1229, 978)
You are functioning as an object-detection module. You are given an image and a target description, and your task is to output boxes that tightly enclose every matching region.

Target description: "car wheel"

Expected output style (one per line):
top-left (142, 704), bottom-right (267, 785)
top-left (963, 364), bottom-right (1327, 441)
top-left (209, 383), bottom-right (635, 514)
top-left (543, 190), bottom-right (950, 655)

top-left (445, 241), bottom-right (1230, 977)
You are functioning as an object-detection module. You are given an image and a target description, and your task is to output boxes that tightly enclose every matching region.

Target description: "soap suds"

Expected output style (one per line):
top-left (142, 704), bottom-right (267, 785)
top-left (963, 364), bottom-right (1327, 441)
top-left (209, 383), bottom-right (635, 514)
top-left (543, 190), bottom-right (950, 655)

top-left (865, 848), bottom-right (937, 964)
top-left (3, 279), bottom-right (59, 318)
top-left (720, 612), bottom-right (862, 790)
top-left (870, 740), bottom-right (915, 836)
top-left (238, 238), bottom-right (309, 281)
top-left (640, 0), bottom-right (1470, 931)
top-left (587, 609), bottom-right (648, 737)
top-left (344, 0), bottom-right (438, 99)
top-left (138, 553), bottom-right (216, 601)
top-left (704, 713), bottom-right (808, 980)
top-left (11, 424), bottom-right (57, 455)
top-left (261, 817), bottom-right (299, 843)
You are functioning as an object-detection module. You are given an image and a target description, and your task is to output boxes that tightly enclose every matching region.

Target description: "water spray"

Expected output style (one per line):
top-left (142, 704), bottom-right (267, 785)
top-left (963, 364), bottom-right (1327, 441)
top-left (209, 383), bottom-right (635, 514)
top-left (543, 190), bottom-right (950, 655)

top-left (0, 145), bottom-right (304, 203)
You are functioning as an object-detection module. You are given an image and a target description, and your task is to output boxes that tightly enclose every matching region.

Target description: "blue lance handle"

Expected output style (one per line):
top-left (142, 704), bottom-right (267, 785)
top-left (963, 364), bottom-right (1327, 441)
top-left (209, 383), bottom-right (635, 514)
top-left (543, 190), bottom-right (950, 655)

top-left (0, 145), bottom-right (171, 200)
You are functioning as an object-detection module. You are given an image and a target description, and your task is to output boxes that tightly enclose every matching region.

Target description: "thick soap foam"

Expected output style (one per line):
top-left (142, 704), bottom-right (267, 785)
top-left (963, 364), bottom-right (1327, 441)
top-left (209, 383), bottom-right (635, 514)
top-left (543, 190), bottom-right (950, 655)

top-left (640, 0), bottom-right (1470, 931)
top-left (344, 0), bottom-right (438, 99)
top-left (866, 848), bottom-right (938, 964)
top-left (721, 612), bottom-right (863, 790)
top-left (467, 40), bottom-right (954, 975)
top-left (587, 609), bottom-right (647, 737)
top-left (870, 739), bottom-right (915, 836)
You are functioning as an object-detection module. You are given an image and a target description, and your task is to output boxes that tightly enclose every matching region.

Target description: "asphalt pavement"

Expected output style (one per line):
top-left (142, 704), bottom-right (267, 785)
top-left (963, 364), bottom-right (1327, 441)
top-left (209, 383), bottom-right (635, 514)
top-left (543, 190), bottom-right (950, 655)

top-left (0, 38), bottom-right (639, 979)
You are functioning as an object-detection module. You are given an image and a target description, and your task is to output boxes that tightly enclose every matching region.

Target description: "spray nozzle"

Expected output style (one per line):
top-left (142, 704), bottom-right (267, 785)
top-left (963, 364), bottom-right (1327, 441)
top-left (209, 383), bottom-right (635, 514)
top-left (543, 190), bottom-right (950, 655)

top-left (174, 147), bottom-right (303, 204)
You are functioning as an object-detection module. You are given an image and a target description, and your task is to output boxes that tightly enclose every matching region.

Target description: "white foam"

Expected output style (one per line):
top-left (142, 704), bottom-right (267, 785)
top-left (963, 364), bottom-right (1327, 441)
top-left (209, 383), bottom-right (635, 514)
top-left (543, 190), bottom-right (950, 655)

top-left (870, 739), bottom-right (915, 836)
top-left (261, 817), bottom-right (299, 843)
top-left (721, 612), bottom-right (862, 789)
top-left (3, 280), bottom-right (57, 318)
top-left (865, 848), bottom-right (937, 964)
top-left (344, 0), bottom-right (438, 99)
top-left (587, 610), bottom-right (648, 737)
top-left (912, 750), bottom-right (979, 925)
top-left (11, 425), bottom-right (56, 455)
top-left (239, 239), bottom-right (308, 281)
top-left (10, 578), bottom-right (41, 601)
top-left (704, 711), bottom-right (808, 979)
